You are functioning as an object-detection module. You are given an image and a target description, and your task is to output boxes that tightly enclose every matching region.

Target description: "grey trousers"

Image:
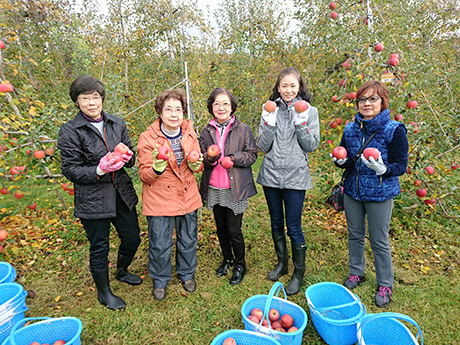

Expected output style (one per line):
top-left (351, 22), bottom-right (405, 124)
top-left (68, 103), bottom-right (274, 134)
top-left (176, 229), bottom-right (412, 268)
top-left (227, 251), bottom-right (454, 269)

top-left (344, 194), bottom-right (394, 288)
top-left (147, 210), bottom-right (198, 289)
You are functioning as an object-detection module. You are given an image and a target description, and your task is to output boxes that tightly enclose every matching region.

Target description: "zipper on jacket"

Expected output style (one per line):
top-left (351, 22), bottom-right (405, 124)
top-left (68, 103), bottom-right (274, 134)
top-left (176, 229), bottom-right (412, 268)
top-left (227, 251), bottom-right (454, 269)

top-left (102, 127), bottom-right (117, 189)
top-left (356, 122), bottom-right (365, 197)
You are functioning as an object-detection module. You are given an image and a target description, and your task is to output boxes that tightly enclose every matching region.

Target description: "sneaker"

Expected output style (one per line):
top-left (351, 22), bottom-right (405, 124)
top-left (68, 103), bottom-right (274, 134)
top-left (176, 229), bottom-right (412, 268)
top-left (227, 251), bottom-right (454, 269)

top-left (343, 274), bottom-right (365, 289)
top-left (229, 264), bottom-right (247, 285)
top-left (183, 278), bottom-right (196, 292)
top-left (216, 259), bottom-right (233, 277)
top-left (375, 286), bottom-right (392, 308)
top-left (153, 287), bottom-right (166, 301)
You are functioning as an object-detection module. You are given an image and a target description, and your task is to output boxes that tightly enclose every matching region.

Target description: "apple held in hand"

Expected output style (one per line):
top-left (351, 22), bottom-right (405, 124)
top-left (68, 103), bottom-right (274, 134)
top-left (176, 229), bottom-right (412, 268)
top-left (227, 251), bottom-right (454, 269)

top-left (114, 143), bottom-right (130, 155)
top-left (207, 144), bottom-right (221, 157)
top-left (280, 313), bottom-right (294, 329)
top-left (268, 308), bottom-right (280, 322)
top-left (264, 100), bottom-right (277, 113)
top-left (221, 156), bottom-right (234, 169)
top-left (332, 146), bottom-right (347, 160)
top-left (187, 150), bottom-right (200, 163)
top-left (294, 100), bottom-right (308, 113)
top-left (363, 148), bottom-right (380, 161)
top-left (222, 337), bottom-right (236, 345)
top-left (157, 146), bottom-right (172, 161)
top-left (106, 151), bottom-right (123, 164)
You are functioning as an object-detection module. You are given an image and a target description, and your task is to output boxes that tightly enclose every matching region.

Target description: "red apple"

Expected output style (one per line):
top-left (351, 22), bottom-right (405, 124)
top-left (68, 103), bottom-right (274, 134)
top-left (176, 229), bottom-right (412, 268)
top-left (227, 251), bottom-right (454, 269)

top-left (424, 198), bottom-right (436, 206)
top-left (262, 318), bottom-right (270, 328)
top-left (28, 202), bottom-right (37, 210)
top-left (338, 79), bottom-right (347, 87)
top-left (61, 183), bottom-right (70, 191)
top-left (221, 156), bottom-right (234, 169)
top-left (222, 338), bottom-right (236, 345)
top-left (67, 189), bottom-right (75, 196)
top-left (388, 58), bottom-right (399, 66)
top-left (280, 313), bottom-right (294, 329)
top-left (4, 83), bottom-right (13, 92)
top-left (268, 308), bottom-right (280, 322)
top-left (363, 148), bottom-right (380, 160)
top-left (287, 326), bottom-right (299, 333)
top-left (26, 149), bottom-right (31, 155)
top-left (271, 320), bottom-right (282, 329)
top-left (329, 2), bottom-right (336, 10)
top-left (250, 308), bottom-right (264, 321)
top-left (294, 100), bottom-right (308, 113)
top-left (330, 11), bottom-right (338, 19)
top-left (207, 144), bottom-right (221, 157)
top-left (10, 167), bottom-right (19, 176)
top-left (247, 314), bottom-right (260, 324)
top-left (14, 191), bottom-right (24, 200)
top-left (275, 327), bottom-right (286, 332)
top-left (0, 230), bottom-right (8, 241)
top-left (33, 150), bottom-right (46, 159)
top-left (332, 146), bottom-right (347, 160)
top-left (0, 40), bottom-right (5, 49)
top-left (407, 100), bottom-right (418, 109)
top-left (330, 121), bottom-right (338, 129)
top-left (374, 43), bottom-right (384, 52)
top-left (424, 166), bottom-right (434, 175)
top-left (452, 163), bottom-right (459, 170)
top-left (394, 114), bottom-right (403, 121)
top-left (0, 244), bottom-right (3, 253)
top-left (416, 189), bottom-right (427, 198)
top-left (336, 118), bottom-right (343, 125)
top-left (326, 139), bottom-right (333, 145)
top-left (53, 341), bottom-right (66, 345)
top-left (349, 92), bottom-right (357, 99)
top-left (331, 95), bottom-right (340, 103)
top-left (114, 143), bottom-right (130, 155)
top-left (0, 187), bottom-right (8, 195)
top-left (45, 147), bottom-right (55, 155)
top-left (343, 59), bottom-right (352, 69)
top-left (264, 101), bottom-right (277, 113)
top-left (414, 180), bottom-right (421, 187)
top-left (156, 146), bottom-right (172, 161)
top-left (187, 150), bottom-right (200, 163)
top-left (106, 151), bottom-right (123, 164)
top-left (0, 84), bottom-right (8, 93)
top-left (390, 53), bottom-right (400, 59)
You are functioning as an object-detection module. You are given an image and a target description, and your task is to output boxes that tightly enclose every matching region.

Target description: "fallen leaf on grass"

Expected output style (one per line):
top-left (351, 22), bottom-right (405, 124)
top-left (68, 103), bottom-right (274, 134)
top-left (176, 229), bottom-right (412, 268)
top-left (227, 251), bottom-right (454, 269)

top-left (75, 292), bottom-right (83, 296)
top-left (181, 292), bottom-right (188, 298)
top-left (55, 295), bottom-right (61, 302)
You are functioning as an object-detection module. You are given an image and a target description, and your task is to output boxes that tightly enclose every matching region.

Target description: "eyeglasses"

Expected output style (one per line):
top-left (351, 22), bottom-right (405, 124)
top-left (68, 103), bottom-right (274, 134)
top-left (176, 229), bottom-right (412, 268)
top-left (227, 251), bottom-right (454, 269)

top-left (162, 107), bottom-right (183, 115)
top-left (212, 102), bottom-right (231, 109)
top-left (357, 96), bottom-right (381, 104)
top-left (77, 94), bottom-right (102, 103)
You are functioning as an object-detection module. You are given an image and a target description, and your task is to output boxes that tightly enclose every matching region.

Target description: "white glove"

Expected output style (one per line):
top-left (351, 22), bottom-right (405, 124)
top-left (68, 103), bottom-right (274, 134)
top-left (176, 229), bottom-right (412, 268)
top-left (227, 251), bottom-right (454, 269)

top-left (361, 154), bottom-right (387, 175)
top-left (261, 106), bottom-right (278, 126)
top-left (330, 153), bottom-right (348, 166)
top-left (292, 104), bottom-right (312, 125)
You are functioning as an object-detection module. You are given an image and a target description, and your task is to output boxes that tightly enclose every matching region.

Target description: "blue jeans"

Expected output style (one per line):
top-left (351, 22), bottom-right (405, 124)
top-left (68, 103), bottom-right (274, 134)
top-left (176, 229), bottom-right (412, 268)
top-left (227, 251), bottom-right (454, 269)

top-left (262, 186), bottom-right (306, 244)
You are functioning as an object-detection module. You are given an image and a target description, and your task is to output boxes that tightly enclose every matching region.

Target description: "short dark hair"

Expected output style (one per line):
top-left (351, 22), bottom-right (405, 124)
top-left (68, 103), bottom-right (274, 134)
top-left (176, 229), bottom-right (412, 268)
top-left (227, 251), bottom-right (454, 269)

top-left (154, 89), bottom-right (187, 116)
top-left (206, 88), bottom-right (238, 116)
top-left (270, 67), bottom-right (311, 102)
top-left (69, 75), bottom-right (105, 104)
top-left (356, 80), bottom-right (389, 111)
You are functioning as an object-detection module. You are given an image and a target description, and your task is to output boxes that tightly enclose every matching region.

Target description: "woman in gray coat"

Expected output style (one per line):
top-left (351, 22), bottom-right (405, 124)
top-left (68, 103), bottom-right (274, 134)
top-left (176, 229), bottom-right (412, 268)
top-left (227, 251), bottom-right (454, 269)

top-left (257, 67), bottom-right (320, 295)
top-left (199, 88), bottom-right (258, 286)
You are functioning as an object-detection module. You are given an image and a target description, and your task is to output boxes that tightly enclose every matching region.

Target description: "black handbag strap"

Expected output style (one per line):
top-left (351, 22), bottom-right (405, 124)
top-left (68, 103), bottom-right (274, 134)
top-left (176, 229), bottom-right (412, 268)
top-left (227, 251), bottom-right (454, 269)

top-left (341, 130), bottom-right (380, 181)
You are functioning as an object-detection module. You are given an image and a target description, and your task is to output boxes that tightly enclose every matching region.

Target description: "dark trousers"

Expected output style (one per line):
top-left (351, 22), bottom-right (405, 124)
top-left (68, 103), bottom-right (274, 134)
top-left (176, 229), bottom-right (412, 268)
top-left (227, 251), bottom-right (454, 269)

top-left (213, 204), bottom-right (245, 266)
top-left (81, 192), bottom-right (141, 271)
top-left (262, 186), bottom-right (306, 244)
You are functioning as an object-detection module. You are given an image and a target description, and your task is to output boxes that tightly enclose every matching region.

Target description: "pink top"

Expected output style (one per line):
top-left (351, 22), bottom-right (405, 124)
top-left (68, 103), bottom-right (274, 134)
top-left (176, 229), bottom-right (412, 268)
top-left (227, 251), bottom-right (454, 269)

top-left (209, 116), bottom-right (236, 189)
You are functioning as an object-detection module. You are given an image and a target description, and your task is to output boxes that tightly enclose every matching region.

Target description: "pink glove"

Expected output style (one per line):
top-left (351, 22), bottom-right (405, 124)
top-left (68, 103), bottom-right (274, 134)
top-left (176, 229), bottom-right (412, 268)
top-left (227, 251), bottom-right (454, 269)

top-left (122, 149), bottom-right (134, 163)
top-left (98, 152), bottom-right (125, 173)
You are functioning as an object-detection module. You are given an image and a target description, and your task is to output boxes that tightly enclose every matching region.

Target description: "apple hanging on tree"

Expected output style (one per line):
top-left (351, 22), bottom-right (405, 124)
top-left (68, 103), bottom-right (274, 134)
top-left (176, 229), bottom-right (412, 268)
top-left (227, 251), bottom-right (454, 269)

top-left (330, 11), bottom-right (338, 19)
top-left (375, 43), bottom-right (384, 52)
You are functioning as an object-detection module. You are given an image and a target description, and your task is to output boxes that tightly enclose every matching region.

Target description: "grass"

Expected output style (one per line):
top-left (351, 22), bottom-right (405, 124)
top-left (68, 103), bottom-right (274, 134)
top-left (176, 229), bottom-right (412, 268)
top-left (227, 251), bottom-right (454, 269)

top-left (1, 158), bottom-right (459, 344)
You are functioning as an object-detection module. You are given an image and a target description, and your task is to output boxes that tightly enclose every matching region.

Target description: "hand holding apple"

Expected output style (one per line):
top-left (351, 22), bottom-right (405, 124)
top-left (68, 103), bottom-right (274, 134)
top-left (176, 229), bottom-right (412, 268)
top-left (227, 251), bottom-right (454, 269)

top-left (331, 146), bottom-right (348, 165)
top-left (361, 151), bottom-right (387, 175)
top-left (98, 151), bottom-right (125, 173)
top-left (262, 101), bottom-right (278, 126)
top-left (115, 142), bottom-right (133, 163)
top-left (207, 144), bottom-right (221, 163)
top-left (187, 151), bottom-right (203, 172)
top-left (221, 156), bottom-right (234, 169)
top-left (152, 146), bottom-right (169, 173)
top-left (293, 100), bottom-right (310, 125)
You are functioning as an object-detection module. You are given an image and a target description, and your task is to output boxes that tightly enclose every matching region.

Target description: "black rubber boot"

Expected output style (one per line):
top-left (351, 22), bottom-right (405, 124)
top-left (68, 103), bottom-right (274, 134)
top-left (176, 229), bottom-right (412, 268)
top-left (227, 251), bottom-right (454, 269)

top-left (268, 232), bottom-right (289, 281)
top-left (115, 253), bottom-right (143, 286)
top-left (91, 268), bottom-right (126, 310)
top-left (285, 242), bottom-right (306, 296)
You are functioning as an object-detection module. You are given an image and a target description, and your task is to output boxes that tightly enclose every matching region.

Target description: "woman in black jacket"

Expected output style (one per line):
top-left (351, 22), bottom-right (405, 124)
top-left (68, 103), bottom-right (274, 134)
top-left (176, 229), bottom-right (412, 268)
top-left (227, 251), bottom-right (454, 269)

top-left (199, 88), bottom-right (258, 285)
top-left (57, 75), bottom-right (142, 310)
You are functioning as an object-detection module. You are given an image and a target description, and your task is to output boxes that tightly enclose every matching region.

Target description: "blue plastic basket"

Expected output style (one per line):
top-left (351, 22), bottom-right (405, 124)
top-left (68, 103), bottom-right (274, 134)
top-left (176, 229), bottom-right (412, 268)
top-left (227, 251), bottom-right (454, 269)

top-left (0, 263), bottom-right (16, 284)
top-left (211, 329), bottom-right (282, 345)
top-left (305, 282), bottom-right (366, 345)
top-left (2, 317), bottom-right (83, 345)
top-left (241, 282), bottom-right (308, 345)
top-left (357, 313), bottom-right (423, 345)
top-left (0, 283), bottom-right (28, 344)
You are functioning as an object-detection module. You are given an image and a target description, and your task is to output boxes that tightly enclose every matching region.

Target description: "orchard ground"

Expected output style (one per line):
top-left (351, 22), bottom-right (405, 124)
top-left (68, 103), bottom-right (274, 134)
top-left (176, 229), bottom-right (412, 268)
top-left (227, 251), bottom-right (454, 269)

top-left (0, 157), bottom-right (459, 344)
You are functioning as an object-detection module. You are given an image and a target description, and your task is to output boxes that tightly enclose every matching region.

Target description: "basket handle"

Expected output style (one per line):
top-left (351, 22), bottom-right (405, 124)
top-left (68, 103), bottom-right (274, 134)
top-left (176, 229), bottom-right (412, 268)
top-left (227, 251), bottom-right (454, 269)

top-left (261, 282), bottom-right (287, 327)
top-left (307, 291), bottom-right (361, 313)
top-left (357, 312), bottom-right (423, 345)
top-left (9, 317), bottom-right (53, 345)
top-left (309, 302), bottom-right (367, 325)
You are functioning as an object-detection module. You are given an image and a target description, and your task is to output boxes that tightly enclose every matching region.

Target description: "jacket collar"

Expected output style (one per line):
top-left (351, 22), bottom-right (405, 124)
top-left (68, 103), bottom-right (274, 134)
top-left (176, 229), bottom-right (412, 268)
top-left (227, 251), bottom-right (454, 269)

top-left (73, 110), bottom-right (113, 128)
top-left (355, 108), bottom-right (390, 133)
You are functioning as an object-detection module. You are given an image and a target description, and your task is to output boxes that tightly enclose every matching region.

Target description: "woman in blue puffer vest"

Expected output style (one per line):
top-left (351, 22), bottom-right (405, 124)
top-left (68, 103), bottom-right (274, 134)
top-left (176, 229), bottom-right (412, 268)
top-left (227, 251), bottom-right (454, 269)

top-left (332, 80), bottom-right (408, 308)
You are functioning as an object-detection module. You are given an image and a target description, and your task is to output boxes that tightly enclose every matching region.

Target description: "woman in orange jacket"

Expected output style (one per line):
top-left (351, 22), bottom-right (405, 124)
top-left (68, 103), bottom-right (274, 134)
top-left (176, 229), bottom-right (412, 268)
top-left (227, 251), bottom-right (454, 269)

top-left (137, 89), bottom-right (203, 301)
